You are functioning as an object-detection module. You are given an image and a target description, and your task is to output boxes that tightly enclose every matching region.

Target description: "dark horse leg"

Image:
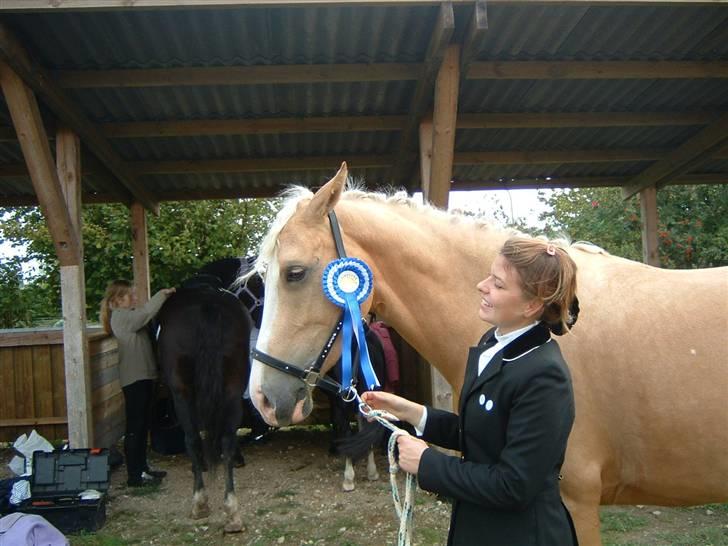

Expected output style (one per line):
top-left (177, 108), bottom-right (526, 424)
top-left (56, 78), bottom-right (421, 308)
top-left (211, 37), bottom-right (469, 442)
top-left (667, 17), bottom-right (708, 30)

top-left (171, 391), bottom-right (210, 519)
top-left (221, 405), bottom-right (244, 533)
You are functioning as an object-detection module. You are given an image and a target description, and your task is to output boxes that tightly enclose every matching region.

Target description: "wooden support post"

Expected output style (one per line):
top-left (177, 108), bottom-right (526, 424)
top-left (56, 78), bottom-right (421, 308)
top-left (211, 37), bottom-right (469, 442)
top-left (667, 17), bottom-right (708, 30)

top-left (57, 127), bottom-right (93, 447)
top-left (131, 202), bottom-right (150, 303)
top-left (429, 44), bottom-right (460, 209)
top-left (419, 115), bottom-right (433, 200)
top-left (0, 61), bottom-right (80, 266)
top-left (640, 186), bottom-right (660, 267)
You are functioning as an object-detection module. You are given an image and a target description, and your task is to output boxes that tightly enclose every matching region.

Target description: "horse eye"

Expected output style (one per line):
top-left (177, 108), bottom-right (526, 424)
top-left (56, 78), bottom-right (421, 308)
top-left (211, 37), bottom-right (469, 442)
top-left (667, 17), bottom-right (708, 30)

top-left (286, 266), bottom-right (306, 283)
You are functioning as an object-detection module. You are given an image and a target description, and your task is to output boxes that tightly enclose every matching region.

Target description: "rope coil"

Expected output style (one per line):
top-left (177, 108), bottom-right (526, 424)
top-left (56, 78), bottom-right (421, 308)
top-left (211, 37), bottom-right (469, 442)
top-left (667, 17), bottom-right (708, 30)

top-left (358, 394), bottom-right (416, 546)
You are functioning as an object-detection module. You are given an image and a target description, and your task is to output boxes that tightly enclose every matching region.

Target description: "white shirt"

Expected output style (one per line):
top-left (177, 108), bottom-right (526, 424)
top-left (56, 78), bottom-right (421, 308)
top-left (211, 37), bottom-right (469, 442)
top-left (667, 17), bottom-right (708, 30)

top-left (414, 322), bottom-right (539, 436)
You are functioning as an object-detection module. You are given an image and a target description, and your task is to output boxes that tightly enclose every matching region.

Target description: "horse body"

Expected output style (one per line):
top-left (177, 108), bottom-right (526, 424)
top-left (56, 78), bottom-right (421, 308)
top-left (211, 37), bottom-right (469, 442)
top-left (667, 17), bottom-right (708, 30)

top-left (249, 164), bottom-right (727, 545)
top-left (157, 284), bottom-right (252, 533)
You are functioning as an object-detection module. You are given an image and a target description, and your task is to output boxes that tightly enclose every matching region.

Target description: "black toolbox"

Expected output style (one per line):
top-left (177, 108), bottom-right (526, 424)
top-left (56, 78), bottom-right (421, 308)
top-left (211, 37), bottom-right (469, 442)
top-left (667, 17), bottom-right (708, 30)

top-left (19, 448), bottom-right (110, 534)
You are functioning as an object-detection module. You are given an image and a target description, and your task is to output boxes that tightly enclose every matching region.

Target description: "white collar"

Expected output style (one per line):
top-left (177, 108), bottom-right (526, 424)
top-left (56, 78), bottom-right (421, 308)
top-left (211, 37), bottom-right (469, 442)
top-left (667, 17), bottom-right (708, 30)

top-left (494, 321), bottom-right (539, 346)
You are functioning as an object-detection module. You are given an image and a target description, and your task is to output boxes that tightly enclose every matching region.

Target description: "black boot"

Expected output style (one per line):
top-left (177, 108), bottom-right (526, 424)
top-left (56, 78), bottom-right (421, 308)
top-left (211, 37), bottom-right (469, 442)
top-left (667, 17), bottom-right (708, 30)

top-left (125, 432), bottom-right (162, 487)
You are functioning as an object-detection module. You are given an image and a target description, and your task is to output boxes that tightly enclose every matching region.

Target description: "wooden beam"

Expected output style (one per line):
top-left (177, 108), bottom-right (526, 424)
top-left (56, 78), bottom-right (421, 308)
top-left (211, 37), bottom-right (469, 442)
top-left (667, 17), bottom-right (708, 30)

top-left (622, 113), bottom-right (728, 199)
top-left (419, 115), bottom-right (434, 199)
top-left (429, 44), bottom-right (460, 207)
top-left (0, 61), bottom-right (81, 266)
top-left (130, 154), bottom-right (397, 174)
top-left (57, 126), bottom-right (93, 448)
top-left (2, 111), bottom-right (716, 141)
top-left (102, 115), bottom-right (408, 138)
top-left (455, 148), bottom-right (668, 164)
top-left (457, 111), bottom-right (717, 129)
top-left (3, 172), bottom-right (726, 207)
top-left (0, 0), bottom-right (721, 10)
top-left (54, 64), bottom-right (422, 88)
top-left (130, 202), bottom-right (151, 304)
top-left (460, 1), bottom-right (488, 78)
top-left (0, 416), bottom-right (68, 427)
top-left (640, 186), bottom-right (660, 266)
top-left (467, 61), bottom-right (728, 80)
top-left (0, 23), bottom-right (158, 213)
top-left (391, 2), bottom-right (455, 186)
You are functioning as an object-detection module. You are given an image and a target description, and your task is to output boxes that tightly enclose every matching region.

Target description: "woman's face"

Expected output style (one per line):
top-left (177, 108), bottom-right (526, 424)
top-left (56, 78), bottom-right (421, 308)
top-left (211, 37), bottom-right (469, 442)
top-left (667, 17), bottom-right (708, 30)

top-left (476, 255), bottom-right (541, 334)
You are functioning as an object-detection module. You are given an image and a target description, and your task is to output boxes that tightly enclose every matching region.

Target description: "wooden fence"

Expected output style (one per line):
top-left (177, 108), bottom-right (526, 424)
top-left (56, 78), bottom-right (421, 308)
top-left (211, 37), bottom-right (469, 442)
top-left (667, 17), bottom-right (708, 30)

top-left (0, 328), bottom-right (123, 448)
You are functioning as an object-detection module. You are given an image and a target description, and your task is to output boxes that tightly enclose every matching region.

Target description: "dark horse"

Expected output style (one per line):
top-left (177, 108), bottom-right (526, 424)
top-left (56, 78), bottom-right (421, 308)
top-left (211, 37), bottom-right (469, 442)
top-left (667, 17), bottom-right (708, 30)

top-left (156, 261), bottom-right (256, 533)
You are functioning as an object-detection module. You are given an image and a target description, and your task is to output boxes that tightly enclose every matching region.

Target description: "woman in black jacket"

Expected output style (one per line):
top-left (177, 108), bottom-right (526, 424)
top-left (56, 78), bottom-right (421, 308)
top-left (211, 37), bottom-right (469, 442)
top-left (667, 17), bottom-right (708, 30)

top-left (362, 237), bottom-right (580, 546)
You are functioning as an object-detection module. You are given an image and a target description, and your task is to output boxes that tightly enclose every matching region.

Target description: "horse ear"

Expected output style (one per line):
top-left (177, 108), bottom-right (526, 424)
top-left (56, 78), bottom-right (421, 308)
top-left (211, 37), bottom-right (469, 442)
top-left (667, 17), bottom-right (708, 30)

top-left (305, 162), bottom-right (347, 221)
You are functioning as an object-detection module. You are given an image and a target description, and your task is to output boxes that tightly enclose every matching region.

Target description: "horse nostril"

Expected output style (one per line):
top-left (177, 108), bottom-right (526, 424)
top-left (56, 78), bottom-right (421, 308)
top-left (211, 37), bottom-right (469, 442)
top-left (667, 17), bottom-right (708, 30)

top-left (262, 394), bottom-right (274, 412)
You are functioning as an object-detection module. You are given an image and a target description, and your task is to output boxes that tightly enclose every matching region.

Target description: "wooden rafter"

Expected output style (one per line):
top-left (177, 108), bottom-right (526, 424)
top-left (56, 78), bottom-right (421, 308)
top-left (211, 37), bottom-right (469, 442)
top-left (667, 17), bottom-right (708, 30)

top-left (45, 61), bottom-right (728, 89)
top-left (0, 23), bottom-right (158, 213)
top-left (53, 64), bottom-right (422, 88)
top-left (0, 61), bottom-right (81, 266)
top-left (622, 113), bottom-right (728, 199)
top-left (4, 147), bottom-right (728, 179)
top-left (460, 1), bottom-right (488, 78)
top-left (390, 2), bottom-right (455, 186)
top-left (0, 0), bottom-right (721, 11)
top-left (467, 61), bottom-right (728, 80)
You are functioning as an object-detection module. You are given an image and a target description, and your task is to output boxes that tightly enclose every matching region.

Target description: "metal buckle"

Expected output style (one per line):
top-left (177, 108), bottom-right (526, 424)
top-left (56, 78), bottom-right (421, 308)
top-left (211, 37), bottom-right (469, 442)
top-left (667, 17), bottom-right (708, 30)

top-left (340, 384), bottom-right (358, 403)
top-left (303, 368), bottom-right (320, 388)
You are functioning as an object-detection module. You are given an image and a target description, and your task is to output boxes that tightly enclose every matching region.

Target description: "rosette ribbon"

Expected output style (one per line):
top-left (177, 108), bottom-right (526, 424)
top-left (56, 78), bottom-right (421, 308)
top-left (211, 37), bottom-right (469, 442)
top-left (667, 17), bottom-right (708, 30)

top-left (322, 257), bottom-right (381, 393)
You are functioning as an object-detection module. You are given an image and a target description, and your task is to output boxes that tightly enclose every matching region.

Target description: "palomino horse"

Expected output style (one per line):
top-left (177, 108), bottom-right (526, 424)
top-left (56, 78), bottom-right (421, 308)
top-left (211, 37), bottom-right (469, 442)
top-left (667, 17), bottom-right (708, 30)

top-left (248, 163), bottom-right (727, 545)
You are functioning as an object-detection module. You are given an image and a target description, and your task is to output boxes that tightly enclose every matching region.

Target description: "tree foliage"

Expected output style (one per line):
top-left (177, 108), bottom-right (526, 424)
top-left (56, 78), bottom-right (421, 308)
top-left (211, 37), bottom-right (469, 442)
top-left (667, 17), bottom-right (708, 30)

top-left (0, 199), bottom-right (278, 327)
top-left (539, 185), bottom-right (728, 269)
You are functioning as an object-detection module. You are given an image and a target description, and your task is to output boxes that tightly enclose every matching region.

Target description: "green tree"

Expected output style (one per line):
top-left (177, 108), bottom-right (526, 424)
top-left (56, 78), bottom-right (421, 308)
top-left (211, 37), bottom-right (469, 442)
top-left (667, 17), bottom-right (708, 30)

top-left (0, 199), bottom-right (278, 327)
top-left (539, 185), bottom-right (728, 268)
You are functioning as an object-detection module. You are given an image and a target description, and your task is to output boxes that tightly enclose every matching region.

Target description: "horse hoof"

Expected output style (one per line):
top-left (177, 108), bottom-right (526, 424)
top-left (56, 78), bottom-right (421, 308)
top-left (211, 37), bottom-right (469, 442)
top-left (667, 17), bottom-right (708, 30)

top-left (224, 522), bottom-right (245, 534)
top-left (190, 505), bottom-right (210, 519)
top-left (342, 482), bottom-right (355, 492)
top-left (368, 472), bottom-right (379, 481)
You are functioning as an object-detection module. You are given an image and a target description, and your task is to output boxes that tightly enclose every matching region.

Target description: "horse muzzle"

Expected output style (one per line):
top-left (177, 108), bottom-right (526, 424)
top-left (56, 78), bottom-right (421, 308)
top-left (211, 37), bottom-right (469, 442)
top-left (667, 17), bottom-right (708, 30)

top-left (251, 379), bottom-right (311, 427)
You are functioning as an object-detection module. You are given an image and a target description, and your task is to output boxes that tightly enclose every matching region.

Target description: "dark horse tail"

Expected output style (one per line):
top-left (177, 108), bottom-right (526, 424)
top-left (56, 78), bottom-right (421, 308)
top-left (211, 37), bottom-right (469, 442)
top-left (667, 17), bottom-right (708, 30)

top-left (194, 302), bottom-right (228, 470)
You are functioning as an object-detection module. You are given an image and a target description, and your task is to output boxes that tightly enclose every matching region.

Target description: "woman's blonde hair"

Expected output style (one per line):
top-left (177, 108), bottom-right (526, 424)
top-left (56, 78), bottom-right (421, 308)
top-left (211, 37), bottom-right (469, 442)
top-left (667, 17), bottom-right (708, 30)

top-left (100, 280), bottom-right (132, 334)
top-left (500, 237), bottom-right (579, 334)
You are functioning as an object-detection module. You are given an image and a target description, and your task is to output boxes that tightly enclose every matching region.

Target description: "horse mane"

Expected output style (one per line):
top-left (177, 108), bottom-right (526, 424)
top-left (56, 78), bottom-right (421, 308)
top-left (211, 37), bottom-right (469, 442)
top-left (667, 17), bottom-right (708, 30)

top-left (251, 184), bottom-right (608, 277)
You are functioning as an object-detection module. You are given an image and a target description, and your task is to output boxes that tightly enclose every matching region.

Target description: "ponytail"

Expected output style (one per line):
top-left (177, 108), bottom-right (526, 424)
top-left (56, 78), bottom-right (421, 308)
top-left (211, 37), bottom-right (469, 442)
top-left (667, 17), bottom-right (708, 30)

top-left (500, 237), bottom-right (579, 335)
top-left (100, 280), bottom-right (132, 335)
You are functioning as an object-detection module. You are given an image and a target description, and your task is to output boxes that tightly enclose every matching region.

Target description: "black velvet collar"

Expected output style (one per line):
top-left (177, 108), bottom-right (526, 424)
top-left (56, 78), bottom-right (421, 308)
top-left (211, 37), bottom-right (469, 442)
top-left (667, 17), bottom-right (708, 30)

top-left (480, 322), bottom-right (551, 361)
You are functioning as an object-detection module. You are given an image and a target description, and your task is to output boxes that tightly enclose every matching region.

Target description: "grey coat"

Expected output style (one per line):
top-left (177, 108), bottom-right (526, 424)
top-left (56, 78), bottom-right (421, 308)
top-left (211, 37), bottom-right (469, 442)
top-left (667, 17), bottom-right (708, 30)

top-left (111, 290), bottom-right (168, 388)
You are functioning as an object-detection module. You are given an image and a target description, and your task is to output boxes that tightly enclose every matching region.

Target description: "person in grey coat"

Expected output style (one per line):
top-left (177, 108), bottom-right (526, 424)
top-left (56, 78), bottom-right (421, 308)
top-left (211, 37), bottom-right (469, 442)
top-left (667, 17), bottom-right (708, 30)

top-left (362, 237), bottom-right (580, 546)
top-left (100, 280), bottom-right (175, 487)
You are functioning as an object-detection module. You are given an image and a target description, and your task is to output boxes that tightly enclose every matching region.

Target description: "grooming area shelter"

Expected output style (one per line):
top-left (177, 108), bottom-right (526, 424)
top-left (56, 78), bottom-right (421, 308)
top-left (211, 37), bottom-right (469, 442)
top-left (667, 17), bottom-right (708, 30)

top-left (0, 1), bottom-right (726, 449)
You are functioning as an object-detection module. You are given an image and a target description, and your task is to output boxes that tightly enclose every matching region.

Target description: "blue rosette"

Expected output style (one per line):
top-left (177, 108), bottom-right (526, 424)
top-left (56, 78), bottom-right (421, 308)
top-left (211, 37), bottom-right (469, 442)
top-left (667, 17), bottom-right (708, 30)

top-left (322, 258), bottom-right (380, 392)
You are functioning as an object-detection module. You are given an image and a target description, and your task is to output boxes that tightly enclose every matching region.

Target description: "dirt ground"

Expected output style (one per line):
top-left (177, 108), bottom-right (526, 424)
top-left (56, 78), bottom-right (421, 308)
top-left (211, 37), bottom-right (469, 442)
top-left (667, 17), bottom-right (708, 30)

top-left (2, 427), bottom-right (727, 546)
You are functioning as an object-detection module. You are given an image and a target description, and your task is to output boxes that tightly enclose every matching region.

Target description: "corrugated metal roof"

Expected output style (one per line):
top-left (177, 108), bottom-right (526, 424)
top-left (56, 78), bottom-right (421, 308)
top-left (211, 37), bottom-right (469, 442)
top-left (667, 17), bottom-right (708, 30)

top-left (0, 2), bottom-right (725, 205)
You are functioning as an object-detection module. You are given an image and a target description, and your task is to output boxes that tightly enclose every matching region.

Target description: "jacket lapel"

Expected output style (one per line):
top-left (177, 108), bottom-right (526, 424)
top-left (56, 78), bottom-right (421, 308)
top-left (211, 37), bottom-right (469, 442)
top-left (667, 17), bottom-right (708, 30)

top-left (459, 329), bottom-right (498, 411)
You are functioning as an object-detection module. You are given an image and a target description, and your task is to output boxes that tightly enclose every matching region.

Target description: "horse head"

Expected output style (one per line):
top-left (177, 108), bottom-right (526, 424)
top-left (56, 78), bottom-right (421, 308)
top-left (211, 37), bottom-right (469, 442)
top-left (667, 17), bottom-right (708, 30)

top-left (249, 163), bottom-right (375, 426)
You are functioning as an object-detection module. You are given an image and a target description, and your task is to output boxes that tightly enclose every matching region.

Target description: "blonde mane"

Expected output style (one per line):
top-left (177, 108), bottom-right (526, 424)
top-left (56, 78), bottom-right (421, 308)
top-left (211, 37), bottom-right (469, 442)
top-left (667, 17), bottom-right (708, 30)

top-left (252, 185), bottom-right (607, 277)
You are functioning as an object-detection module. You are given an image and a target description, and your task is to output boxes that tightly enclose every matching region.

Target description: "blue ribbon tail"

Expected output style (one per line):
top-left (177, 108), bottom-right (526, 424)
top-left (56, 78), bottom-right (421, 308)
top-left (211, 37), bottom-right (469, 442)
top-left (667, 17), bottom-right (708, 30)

top-left (344, 294), bottom-right (381, 391)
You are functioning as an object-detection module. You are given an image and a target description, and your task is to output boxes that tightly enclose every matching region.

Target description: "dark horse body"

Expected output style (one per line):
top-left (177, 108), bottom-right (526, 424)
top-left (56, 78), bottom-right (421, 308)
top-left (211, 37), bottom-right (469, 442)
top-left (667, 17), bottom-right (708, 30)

top-left (157, 267), bottom-right (253, 533)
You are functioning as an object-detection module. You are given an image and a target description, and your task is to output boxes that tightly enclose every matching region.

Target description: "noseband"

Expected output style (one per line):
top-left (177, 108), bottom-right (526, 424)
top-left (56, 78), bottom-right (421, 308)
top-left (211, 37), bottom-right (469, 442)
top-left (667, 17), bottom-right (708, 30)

top-left (251, 211), bottom-right (372, 397)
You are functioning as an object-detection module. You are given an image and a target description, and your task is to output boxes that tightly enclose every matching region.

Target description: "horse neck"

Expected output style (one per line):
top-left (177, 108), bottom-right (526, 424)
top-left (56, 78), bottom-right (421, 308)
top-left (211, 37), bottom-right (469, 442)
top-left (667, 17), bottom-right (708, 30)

top-left (339, 199), bottom-right (508, 389)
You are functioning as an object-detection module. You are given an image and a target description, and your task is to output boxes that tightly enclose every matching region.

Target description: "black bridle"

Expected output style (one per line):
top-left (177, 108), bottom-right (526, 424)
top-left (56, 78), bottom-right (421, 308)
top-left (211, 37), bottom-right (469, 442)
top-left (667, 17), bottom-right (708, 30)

top-left (250, 211), bottom-right (353, 396)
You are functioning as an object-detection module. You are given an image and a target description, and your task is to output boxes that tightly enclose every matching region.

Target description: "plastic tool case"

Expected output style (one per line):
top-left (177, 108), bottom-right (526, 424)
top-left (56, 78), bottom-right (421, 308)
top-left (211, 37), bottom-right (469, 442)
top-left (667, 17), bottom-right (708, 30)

top-left (20, 448), bottom-right (109, 534)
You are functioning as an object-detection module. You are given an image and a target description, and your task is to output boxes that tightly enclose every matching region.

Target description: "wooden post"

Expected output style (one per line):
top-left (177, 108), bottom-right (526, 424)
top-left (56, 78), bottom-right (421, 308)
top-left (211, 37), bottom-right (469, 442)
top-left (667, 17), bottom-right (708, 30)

top-left (640, 186), bottom-right (660, 267)
top-left (57, 127), bottom-right (93, 447)
top-left (419, 115), bottom-right (433, 200)
top-left (130, 202), bottom-right (150, 303)
top-left (429, 44), bottom-right (460, 208)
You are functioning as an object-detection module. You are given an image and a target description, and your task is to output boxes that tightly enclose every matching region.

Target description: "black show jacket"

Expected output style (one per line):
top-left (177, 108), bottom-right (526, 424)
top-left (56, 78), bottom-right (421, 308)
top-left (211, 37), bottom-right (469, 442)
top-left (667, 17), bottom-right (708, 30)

top-left (417, 323), bottom-right (578, 546)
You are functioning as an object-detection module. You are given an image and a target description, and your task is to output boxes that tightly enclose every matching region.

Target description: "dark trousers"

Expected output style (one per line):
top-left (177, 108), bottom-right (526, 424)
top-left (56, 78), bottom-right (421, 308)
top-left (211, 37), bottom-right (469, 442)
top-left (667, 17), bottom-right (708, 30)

top-left (122, 379), bottom-right (155, 480)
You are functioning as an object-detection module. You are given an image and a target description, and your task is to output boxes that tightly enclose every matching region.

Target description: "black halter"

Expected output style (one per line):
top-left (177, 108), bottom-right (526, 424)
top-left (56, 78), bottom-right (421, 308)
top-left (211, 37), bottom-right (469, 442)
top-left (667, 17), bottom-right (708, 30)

top-left (251, 211), bottom-right (350, 396)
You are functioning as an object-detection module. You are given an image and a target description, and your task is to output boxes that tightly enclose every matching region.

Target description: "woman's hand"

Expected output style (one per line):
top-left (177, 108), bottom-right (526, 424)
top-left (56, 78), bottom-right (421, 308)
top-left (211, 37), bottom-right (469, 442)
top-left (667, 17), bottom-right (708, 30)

top-left (361, 391), bottom-right (424, 427)
top-left (396, 435), bottom-right (428, 475)
top-left (161, 287), bottom-right (176, 297)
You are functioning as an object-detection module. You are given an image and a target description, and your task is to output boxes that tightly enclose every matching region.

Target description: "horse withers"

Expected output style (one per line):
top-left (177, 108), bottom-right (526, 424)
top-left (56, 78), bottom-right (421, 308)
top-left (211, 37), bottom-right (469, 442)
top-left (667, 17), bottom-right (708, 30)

top-left (157, 276), bottom-right (252, 533)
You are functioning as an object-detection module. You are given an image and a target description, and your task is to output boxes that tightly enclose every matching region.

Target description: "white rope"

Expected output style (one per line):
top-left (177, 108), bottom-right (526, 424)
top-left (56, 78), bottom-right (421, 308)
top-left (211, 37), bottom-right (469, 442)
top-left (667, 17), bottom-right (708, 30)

top-left (356, 393), bottom-right (416, 546)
